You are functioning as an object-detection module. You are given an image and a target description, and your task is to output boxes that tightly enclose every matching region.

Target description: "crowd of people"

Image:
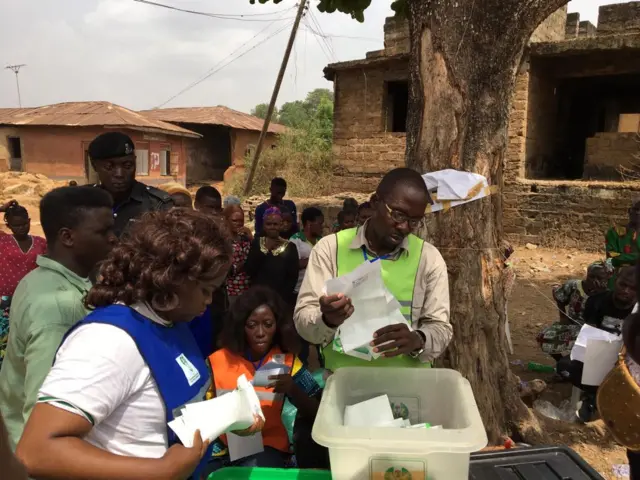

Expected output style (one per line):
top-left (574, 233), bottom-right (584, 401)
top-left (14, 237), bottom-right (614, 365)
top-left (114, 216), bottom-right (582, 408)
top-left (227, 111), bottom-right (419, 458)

top-left (0, 131), bottom-right (452, 479)
top-left (0, 130), bottom-right (639, 479)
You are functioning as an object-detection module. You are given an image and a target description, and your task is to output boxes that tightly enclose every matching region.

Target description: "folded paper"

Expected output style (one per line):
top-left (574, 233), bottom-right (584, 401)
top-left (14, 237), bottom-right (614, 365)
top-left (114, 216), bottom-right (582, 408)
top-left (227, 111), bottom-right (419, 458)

top-left (168, 374), bottom-right (265, 448)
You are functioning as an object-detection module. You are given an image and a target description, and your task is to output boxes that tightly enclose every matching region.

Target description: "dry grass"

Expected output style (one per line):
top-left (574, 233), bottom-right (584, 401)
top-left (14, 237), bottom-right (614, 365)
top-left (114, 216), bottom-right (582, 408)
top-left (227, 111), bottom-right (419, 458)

top-left (228, 130), bottom-right (334, 198)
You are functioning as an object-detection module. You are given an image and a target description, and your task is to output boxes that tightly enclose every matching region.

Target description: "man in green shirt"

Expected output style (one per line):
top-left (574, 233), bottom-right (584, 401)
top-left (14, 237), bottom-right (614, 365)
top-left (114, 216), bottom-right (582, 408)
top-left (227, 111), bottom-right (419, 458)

top-left (0, 186), bottom-right (116, 449)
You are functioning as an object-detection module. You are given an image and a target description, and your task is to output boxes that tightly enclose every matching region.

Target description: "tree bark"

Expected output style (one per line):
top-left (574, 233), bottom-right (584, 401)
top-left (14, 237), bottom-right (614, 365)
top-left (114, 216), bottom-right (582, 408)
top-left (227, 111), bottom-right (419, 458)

top-left (405, 0), bottom-right (568, 443)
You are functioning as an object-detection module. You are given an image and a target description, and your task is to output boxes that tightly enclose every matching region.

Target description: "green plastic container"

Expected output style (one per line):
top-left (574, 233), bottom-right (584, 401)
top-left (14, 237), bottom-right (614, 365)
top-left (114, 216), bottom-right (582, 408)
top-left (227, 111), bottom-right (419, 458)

top-left (207, 468), bottom-right (331, 479)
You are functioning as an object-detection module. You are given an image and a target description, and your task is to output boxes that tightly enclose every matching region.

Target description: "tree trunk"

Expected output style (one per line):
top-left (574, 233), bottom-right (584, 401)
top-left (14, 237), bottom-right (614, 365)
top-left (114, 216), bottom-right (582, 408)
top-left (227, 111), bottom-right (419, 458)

top-left (405, 0), bottom-right (567, 444)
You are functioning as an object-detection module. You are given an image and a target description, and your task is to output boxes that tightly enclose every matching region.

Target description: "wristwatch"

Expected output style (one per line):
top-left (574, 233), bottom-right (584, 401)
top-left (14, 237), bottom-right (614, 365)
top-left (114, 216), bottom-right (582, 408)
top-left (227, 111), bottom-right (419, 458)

top-left (409, 330), bottom-right (426, 359)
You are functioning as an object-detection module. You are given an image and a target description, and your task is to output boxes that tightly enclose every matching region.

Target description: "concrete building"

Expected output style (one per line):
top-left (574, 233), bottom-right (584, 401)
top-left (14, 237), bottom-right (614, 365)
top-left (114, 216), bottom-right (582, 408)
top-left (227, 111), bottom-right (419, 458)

top-left (325, 2), bottom-right (640, 248)
top-left (0, 102), bottom-right (199, 185)
top-left (141, 107), bottom-right (286, 184)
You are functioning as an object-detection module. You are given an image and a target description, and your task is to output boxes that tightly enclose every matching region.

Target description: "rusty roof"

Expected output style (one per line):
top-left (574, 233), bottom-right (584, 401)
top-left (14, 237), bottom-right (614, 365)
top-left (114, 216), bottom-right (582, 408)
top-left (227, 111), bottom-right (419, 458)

top-left (140, 106), bottom-right (287, 134)
top-left (323, 53), bottom-right (409, 80)
top-left (0, 102), bottom-right (200, 138)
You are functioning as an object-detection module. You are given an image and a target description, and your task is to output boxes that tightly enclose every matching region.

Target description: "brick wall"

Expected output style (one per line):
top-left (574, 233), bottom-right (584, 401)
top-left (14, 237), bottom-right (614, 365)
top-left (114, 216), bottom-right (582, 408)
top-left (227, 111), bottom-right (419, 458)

top-left (579, 21), bottom-right (597, 37)
top-left (383, 16), bottom-right (409, 55)
top-left (584, 132), bottom-right (639, 180)
top-left (0, 126), bottom-right (188, 185)
top-left (331, 58), bottom-right (409, 192)
top-left (598, 2), bottom-right (640, 35)
top-left (531, 6), bottom-right (568, 43)
top-left (565, 12), bottom-right (580, 38)
top-left (0, 127), bottom-right (21, 172)
top-left (503, 181), bottom-right (640, 249)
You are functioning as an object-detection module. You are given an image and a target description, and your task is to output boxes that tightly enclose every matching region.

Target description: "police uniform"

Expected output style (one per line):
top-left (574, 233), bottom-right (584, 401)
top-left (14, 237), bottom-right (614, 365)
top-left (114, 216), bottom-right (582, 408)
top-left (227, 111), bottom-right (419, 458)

top-left (88, 132), bottom-right (174, 237)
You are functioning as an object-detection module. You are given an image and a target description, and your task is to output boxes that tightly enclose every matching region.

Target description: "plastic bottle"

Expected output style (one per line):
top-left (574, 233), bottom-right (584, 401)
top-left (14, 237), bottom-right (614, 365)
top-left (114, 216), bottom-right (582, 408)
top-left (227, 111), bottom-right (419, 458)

top-left (527, 362), bottom-right (556, 373)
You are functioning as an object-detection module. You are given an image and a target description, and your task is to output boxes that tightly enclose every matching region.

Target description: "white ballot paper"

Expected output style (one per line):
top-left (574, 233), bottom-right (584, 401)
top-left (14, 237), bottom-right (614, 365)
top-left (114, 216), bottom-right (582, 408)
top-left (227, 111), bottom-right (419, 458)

top-left (325, 261), bottom-right (409, 361)
top-left (581, 338), bottom-right (623, 386)
top-left (168, 374), bottom-right (265, 449)
top-left (252, 360), bottom-right (291, 388)
top-left (344, 394), bottom-right (395, 427)
top-left (571, 324), bottom-right (621, 363)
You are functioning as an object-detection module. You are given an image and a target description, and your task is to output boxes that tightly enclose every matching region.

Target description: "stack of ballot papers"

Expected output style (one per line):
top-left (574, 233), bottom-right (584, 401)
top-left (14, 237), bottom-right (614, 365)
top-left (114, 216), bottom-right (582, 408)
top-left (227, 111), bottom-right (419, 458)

top-left (252, 357), bottom-right (291, 387)
top-left (570, 324), bottom-right (623, 386)
top-left (326, 261), bottom-right (411, 361)
top-left (344, 394), bottom-right (440, 429)
top-left (168, 374), bottom-right (265, 448)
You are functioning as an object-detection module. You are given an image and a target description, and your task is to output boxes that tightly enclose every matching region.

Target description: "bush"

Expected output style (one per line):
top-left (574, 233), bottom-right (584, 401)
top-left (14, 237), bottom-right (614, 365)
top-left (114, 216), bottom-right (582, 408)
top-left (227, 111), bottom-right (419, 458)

top-left (229, 127), bottom-right (333, 198)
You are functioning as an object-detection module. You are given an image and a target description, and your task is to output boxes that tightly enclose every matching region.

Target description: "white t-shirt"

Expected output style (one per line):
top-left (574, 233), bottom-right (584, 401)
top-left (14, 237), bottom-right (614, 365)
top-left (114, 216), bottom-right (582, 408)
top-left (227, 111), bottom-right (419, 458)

top-left (289, 237), bottom-right (313, 293)
top-left (38, 306), bottom-right (169, 459)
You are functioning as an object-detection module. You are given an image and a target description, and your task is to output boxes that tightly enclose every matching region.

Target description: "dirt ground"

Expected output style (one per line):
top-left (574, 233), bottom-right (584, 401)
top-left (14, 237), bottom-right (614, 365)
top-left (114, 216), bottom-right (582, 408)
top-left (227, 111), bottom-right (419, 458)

top-left (508, 246), bottom-right (629, 479)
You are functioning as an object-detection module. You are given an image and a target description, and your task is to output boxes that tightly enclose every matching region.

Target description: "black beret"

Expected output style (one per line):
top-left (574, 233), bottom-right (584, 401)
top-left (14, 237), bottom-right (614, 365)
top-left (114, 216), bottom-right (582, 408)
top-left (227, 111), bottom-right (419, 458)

top-left (88, 132), bottom-right (135, 161)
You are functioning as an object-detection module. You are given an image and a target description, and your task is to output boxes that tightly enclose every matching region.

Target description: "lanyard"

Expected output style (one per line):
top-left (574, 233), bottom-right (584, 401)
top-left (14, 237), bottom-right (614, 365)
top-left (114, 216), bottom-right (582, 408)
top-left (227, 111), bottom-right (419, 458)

top-left (247, 351), bottom-right (269, 370)
top-left (361, 246), bottom-right (391, 263)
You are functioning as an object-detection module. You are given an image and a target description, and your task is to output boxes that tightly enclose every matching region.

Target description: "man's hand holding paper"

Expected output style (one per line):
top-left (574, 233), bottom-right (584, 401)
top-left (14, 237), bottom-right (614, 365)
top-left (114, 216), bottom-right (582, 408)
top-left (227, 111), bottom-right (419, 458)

top-left (319, 293), bottom-right (354, 327)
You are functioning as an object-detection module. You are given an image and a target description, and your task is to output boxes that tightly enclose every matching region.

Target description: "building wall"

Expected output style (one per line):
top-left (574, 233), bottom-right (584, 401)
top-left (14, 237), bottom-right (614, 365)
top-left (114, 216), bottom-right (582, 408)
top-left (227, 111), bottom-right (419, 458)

top-left (182, 123), bottom-right (232, 183)
top-left (598, 2), bottom-right (640, 35)
top-left (0, 127), bottom-right (22, 172)
top-left (331, 58), bottom-right (409, 192)
top-left (584, 132), bottom-right (639, 180)
top-left (0, 126), bottom-right (188, 185)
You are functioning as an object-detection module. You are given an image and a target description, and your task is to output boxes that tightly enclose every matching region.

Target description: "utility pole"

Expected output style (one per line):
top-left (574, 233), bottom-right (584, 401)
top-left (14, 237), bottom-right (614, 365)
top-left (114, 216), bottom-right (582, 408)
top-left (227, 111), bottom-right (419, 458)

top-left (5, 64), bottom-right (26, 107)
top-left (243, 0), bottom-right (307, 195)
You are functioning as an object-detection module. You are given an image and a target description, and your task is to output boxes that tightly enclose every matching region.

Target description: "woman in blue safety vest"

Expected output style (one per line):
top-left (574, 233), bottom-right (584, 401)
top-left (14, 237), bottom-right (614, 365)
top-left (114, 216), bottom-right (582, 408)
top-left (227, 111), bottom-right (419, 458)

top-left (16, 209), bottom-right (257, 480)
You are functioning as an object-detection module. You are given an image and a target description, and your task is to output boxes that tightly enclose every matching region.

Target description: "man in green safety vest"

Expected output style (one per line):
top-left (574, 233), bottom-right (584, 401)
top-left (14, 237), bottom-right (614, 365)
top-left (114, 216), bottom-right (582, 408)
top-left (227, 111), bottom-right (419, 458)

top-left (294, 168), bottom-right (452, 371)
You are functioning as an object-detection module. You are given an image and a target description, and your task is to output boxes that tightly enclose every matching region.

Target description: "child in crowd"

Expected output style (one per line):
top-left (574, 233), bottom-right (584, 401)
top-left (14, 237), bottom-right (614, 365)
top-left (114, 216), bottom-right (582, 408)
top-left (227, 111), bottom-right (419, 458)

top-left (279, 205), bottom-right (299, 240)
top-left (556, 266), bottom-right (637, 423)
top-left (537, 261), bottom-right (613, 360)
top-left (335, 210), bottom-right (357, 232)
top-left (0, 202), bottom-right (47, 369)
top-left (16, 209), bottom-right (244, 480)
top-left (206, 286), bottom-right (323, 473)
top-left (357, 201), bottom-right (373, 226)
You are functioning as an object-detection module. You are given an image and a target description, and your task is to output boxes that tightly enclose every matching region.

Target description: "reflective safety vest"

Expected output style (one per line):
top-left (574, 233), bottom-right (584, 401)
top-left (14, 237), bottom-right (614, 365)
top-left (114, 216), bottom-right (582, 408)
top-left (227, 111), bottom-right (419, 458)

top-left (59, 305), bottom-right (213, 478)
top-left (208, 346), bottom-right (294, 453)
top-left (322, 228), bottom-right (431, 371)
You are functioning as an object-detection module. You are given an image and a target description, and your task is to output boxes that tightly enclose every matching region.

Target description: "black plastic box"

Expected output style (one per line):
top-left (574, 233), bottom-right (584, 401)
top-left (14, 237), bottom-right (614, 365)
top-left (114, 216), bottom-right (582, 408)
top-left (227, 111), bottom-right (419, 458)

top-left (469, 446), bottom-right (605, 479)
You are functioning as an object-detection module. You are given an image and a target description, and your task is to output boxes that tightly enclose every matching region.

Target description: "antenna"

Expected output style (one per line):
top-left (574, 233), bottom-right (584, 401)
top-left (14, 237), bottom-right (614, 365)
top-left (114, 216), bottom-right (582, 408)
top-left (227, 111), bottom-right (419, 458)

top-left (5, 64), bottom-right (26, 107)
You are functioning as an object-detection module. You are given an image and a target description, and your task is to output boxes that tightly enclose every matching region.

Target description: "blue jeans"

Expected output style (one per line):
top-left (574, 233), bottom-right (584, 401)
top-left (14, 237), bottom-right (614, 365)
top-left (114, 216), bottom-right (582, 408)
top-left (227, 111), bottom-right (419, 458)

top-left (202, 446), bottom-right (287, 477)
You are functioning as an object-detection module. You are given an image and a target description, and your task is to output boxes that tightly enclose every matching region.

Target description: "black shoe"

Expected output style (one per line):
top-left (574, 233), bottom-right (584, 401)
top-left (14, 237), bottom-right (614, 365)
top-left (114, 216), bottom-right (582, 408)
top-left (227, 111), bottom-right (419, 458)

top-left (576, 394), bottom-right (596, 423)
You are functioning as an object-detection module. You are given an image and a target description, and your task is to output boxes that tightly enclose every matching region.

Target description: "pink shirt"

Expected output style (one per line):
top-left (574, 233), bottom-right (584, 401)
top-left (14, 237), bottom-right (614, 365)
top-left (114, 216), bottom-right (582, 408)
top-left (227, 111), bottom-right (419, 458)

top-left (0, 233), bottom-right (47, 296)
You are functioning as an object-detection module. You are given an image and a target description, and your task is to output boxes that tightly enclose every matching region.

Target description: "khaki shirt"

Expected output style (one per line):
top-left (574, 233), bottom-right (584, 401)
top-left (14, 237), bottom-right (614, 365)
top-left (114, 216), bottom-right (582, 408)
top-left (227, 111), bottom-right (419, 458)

top-left (294, 225), bottom-right (452, 363)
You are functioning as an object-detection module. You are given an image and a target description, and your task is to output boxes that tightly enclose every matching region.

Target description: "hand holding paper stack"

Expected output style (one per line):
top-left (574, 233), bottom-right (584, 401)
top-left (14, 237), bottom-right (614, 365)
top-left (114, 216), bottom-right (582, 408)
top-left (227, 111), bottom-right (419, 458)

top-left (325, 260), bottom-right (411, 361)
top-left (168, 374), bottom-right (265, 448)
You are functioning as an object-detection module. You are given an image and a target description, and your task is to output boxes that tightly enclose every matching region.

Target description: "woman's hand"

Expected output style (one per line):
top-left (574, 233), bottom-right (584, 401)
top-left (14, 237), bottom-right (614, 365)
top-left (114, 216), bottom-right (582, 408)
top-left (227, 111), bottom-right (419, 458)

top-left (231, 414), bottom-right (265, 437)
top-left (0, 200), bottom-right (17, 213)
top-left (161, 430), bottom-right (209, 480)
top-left (268, 374), bottom-right (297, 396)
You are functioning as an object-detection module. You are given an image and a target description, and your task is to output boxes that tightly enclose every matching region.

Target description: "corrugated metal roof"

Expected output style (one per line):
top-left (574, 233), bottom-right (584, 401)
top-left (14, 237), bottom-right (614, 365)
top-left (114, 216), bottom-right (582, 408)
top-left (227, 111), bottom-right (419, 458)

top-left (0, 102), bottom-right (200, 138)
top-left (140, 106), bottom-right (287, 134)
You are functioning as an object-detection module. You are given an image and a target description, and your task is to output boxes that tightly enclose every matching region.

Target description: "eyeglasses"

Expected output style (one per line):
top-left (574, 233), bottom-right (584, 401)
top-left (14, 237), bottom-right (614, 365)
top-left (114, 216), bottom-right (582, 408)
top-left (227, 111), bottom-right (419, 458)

top-left (382, 202), bottom-right (424, 229)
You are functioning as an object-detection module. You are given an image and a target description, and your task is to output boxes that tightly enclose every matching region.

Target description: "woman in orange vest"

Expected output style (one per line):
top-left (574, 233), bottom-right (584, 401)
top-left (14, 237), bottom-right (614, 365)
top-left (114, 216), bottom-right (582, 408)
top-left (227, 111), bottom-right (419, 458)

top-left (206, 286), bottom-right (322, 472)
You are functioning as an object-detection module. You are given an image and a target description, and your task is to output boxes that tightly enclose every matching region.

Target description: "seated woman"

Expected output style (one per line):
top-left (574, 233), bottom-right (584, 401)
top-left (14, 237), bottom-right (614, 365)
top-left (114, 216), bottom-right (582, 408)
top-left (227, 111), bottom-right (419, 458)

top-left (15, 209), bottom-right (254, 480)
top-left (245, 208), bottom-right (299, 306)
top-left (557, 266), bottom-right (637, 423)
top-left (537, 261), bottom-right (612, 361)
top-left (206, 286), bottom-right (323, 472)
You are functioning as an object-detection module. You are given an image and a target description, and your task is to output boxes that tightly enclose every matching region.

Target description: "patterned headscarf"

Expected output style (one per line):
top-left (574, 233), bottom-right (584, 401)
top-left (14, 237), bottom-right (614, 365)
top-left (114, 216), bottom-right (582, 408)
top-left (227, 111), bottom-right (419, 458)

top-left (588, 260), bottom-right (615, 278)
top-left (263, 206), bottom-right (282, 220)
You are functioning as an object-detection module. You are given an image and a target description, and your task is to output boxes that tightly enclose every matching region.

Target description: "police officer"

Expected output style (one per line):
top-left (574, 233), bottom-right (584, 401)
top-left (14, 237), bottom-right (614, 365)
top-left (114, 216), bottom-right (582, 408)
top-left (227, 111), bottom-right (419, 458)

top-left (88, 132), bottom-right (173, 237)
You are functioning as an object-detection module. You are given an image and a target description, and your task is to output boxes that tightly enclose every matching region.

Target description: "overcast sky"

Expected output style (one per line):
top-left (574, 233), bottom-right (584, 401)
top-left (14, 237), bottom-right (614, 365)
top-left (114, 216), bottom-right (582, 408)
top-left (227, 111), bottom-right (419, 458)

top-left (0, 0), bottom-right (628, 113)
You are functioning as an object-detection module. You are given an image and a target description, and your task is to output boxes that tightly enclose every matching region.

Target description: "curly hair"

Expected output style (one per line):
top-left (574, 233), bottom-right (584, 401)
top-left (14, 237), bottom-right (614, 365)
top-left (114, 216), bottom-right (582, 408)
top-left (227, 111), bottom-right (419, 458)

top-left (222, 286), bottom-right (300, 355)
top-left (86, 209), bottom-right (232, 309)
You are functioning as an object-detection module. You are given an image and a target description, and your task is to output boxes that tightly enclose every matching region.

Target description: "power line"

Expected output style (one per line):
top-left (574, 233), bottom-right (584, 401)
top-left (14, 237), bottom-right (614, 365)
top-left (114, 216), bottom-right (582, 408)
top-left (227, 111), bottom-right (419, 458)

top-left (155, 20), bottom-right (294, 108)
top-left (301, 25), bottom-right (380, 42)
top-left (133, 0), bottom-right (294, 21)
top-left (304, 18), bottom-right (334, 62)
top-left (307, 10), bottom-right (337, 61)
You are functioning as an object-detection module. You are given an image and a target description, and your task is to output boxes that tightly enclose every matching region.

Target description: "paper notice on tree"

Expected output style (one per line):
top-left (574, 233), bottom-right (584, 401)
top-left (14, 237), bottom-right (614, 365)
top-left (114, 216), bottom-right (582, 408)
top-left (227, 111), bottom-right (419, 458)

top-left (581, 338), bottom-right (623, 386)
top-left (326, 261), bottom-right (409, 361)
